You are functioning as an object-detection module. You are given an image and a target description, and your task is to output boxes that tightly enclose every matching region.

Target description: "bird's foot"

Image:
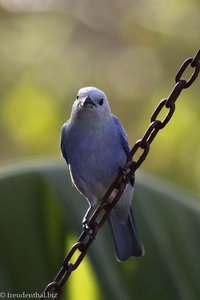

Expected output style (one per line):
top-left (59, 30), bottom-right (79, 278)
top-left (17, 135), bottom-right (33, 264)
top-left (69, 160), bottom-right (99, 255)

top-left (119, 166), bottom-right (129, 178)
top-left (119, 166), bottom-right (135, 186)
top-left (82, 219), bottom-right (95, 237)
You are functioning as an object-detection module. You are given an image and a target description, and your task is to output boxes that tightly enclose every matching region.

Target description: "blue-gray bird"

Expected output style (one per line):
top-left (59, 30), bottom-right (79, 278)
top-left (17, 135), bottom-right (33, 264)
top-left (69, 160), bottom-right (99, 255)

top-left (61, 87), bottom-right (144, 261)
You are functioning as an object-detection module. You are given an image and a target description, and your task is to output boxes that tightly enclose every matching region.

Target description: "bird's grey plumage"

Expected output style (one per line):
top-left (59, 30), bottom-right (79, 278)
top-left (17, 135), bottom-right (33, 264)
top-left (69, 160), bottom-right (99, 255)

top-left (61, 86), bottom-right (144, 261)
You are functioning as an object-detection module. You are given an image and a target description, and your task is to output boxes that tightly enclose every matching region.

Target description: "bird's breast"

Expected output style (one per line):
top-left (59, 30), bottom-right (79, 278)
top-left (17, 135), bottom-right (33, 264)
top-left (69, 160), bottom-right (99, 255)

top-left (67, 125), bottom-right (126, 198)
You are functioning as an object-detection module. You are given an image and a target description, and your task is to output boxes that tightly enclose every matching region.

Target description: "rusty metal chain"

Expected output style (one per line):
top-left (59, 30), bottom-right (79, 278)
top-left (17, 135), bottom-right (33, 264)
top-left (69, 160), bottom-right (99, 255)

top-left (39, 49), bottom-right (200, 300)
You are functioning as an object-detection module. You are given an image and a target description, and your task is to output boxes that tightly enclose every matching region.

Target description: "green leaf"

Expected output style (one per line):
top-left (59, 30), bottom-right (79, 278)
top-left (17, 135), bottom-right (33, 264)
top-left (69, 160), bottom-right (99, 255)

top-left (0, 159), bottom-right (199, 300)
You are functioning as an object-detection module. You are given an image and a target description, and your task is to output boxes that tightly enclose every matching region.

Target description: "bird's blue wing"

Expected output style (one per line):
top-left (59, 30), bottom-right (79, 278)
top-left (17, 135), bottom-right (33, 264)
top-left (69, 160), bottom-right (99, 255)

top-left (113, 115), bottom-right (130, 155)
top-left (113, 115), bottom-right (134, 186)
top-left (61, 122), bottom-right (69, 164)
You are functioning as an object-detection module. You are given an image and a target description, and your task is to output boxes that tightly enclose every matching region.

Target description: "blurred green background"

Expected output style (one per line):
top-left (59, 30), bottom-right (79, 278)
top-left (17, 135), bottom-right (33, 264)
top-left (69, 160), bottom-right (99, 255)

top-left (0, 1), bottom-right (200, 299)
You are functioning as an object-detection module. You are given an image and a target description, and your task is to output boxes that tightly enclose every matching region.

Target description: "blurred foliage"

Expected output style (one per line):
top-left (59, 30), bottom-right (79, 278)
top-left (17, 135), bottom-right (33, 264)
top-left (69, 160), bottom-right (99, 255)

top-left (0, 0), bottom-right (200, 195)
top-left (0, 159), bottom-right (200, 300)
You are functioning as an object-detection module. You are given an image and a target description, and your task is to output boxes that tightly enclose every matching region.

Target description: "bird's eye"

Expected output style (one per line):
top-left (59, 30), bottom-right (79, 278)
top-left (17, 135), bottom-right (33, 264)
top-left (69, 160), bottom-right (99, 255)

top-left (76, 95), bottom-right (79, 100)
top-left (99, 99), bottom-right (104, 105)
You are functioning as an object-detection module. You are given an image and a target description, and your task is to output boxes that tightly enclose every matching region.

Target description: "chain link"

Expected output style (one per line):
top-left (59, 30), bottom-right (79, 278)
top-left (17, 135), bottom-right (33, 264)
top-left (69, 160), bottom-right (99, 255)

top-left (39, 49), bottom-right (200, 300)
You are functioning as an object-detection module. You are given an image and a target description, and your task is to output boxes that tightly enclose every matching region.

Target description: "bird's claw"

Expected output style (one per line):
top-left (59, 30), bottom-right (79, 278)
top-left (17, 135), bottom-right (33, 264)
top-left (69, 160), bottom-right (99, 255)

top-left (82, 219), bottom-right (94, 237)
top-left (119, 166), bottom-right (129, 177)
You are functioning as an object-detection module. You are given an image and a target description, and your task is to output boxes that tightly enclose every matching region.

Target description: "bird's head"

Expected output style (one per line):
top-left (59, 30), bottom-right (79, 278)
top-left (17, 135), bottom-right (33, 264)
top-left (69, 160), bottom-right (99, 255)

top-left (71, 87), bottom-right (111, 120)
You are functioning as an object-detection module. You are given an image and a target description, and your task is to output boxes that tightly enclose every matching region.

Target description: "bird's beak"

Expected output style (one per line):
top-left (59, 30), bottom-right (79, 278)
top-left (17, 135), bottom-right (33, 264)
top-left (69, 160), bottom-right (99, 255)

top-left (81, 96), bottom-right (96, 108)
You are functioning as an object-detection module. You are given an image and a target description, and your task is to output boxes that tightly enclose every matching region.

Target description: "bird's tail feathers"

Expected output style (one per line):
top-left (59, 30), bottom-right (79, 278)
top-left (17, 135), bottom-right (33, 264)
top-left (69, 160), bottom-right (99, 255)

top-left (108, 207), bottom-right (144, 261)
